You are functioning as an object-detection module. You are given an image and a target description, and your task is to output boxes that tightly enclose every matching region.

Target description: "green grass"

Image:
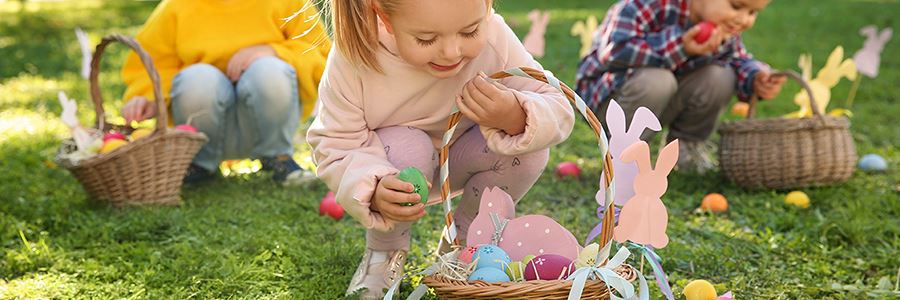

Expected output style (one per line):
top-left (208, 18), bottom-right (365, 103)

top-left (1, 0), bottom-right (898, 299)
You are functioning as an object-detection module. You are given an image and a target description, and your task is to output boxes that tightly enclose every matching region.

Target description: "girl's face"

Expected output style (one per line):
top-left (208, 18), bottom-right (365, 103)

top-left (382, 0), bottom-right (490, 78)
top-left (691, 0), bottom-right (770, 35)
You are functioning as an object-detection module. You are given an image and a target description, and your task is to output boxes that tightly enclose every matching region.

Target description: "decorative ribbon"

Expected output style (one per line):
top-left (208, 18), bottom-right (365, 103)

top-left (626, 242), bottom-right (675, 300)
top-left (566, 246), bottom-right (648, 300)
top-left (585, 205), bottom-right (621, 246)
top-left (489, 212), bottom-right (509, 246)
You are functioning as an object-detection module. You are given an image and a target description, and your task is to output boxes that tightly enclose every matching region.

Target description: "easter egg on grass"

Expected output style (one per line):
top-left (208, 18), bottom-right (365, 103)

top-left (458, 245), bottom-right (480, 264)
top-left (859, 154), bottom-right (887, 172)
top-left (784, 191), bottom-right (810, 208)
top-left (555, 161), bottom-right (581, 178)
top-left (683, 279), bottom-right (717, 300)
top-left (472, 245), bottom-right (511, 271)
top-left (468, 267), bottom-right (510, 283)
top-left (700, 193), bottom-right (728, 213)
top-left (523, 254), bottom-right (576, 281)
top-left (130, 128), bottom-right (153, 140)
top-left (318, 191), bottom-right (344, 220)
top-left (731, 102), bottom-right (749, 117)
top-left (694, 21), bottom-right (716, 43)
top-left (99, 139), bottom-right (129, 154)
top-left (103, 132), bottom-right (126, 142)
top-left (397, 167), bottom-right (429, 206)
top-left (174, 124), bottom-right (198, 133)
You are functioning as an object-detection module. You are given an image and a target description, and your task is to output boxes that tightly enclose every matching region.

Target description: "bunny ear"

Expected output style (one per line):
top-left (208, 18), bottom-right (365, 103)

top-left (839, 59), bottom-right (858, 81)
top-left (627, 107), bottom-right (662, 139)
top-left (879, 28), bottom-right (893, 44)
top-left (860, 25), bottom-right (878, 37)
top-left (654, 140), bottom-right (679, 175)
top-left (571, 21), bottom-right (584, 35)
top-left (620, 141), bottom-right (651, 173)
top-left (822, 46), bottom-right (845, 70)
top-left (798, 54), bottom-right (812, 80)
top-left (606, 100), bottom-right (627, 136)
top-left (542, 11), bottom-right (551, 24)
top-left (528, 9), bottom-right (539, 20)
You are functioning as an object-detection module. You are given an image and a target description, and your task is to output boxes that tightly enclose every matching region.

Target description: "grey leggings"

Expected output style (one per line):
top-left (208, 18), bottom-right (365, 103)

top-left (367, 126), bottom-right (549, 251)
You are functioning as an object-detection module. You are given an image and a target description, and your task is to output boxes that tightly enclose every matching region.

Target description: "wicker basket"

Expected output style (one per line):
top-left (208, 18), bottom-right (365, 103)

top-left (718, 71), bottom-right (857, 190)
top-left (56, 34), bottom-right (208, 207)
top-left (422, 68), bottom-right (636, 299)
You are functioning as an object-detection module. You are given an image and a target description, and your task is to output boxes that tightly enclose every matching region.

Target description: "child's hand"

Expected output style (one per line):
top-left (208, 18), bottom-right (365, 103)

top-left (371, 175), bottom-right (426, 222)
top-left (683, 24), bottom-right (730, 56)
top-left (122, 96), bottom-right (157, 123)
top-left (753, 72), bottom-right (787, 99)
top-left (457, 73), bottom-right (527, 135)
top-left (226, 45), bottom-right (276, 82)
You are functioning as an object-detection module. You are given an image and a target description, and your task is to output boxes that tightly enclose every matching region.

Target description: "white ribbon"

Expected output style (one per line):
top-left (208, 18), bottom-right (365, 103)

top-left (566, 246), bottom-right (648, 300)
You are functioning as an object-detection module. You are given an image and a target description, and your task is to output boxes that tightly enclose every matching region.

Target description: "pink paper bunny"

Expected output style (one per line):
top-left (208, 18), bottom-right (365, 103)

top-left (466, 187), bottom-right (581, 261)
top-left (853, 26), bottom-right (892, 78)
top-left (596, 100), bottom-right (661, 207)
top-left (613, 140), bottom-right (678, 249)
top-left (523, 10), bottom-right (550, 58)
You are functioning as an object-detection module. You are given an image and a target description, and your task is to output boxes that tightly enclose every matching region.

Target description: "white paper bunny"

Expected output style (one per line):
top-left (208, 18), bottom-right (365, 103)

top-left (523, 10), bottom-right (550, 58)
top-left (596, 100), bottom-right (661, 207)
top-left (853, 26), bottom-right (892, 78)
top-left (58, 91), bottom-right (93, 152)
top-left (613, 140), bottom-right (678, 249)
top-left (75, 28), bottom-right (92, 80)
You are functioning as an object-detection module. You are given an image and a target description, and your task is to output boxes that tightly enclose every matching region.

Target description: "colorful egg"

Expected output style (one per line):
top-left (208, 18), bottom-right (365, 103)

top-left (524, 254), bottom-right (575, 281)
top-left (859, 154), bottom-right (887, 172)
top-left (397, 167), bottom-right (429, 204)
top-left (555, 161), bottom-right (581, 178)
top-left (468, 267), bottom-right (510, 283)
top-left (458, 245), bottom-right (480, 264)
top-left (103, 132), bottom-right (126, 142)
top-left (473, 245), bottom-right (511, 270)
top-left (693, 21), bottom-right (716, 43)
top-left (505, 261), bottom-right (525, 281)
top-left (99, 139), bottom-right (129, 154)
top-left (683, 279), bottom-right (717, 300)
top-left (575, 243), bottom-right (600, 268)
top-left (318, 191), bottom-right (344, 220)
top-left (785, 191), bottom-right (810, 209)
top-left (174, 124), bottom-right (198, 133)
top-left (700, 193), bottom-right (728, 213)
top-left (130, 128), bottom-right (153, 140)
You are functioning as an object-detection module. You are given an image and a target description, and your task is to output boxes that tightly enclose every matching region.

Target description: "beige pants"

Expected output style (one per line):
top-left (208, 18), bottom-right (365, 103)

top-left (597, 65), bottom-right (737, 142)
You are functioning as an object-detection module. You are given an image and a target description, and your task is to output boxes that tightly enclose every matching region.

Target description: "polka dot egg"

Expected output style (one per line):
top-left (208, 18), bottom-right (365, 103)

top-left (524, 254), bottom-right (576, 281)
top-left (468, 267), bottom-right (510, 283)
top-left (473, 244), bottom-right (511, 271)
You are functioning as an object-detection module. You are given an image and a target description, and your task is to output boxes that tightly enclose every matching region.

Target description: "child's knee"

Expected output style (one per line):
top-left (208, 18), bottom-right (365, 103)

top-left (171, 64), bottom-right (232, 115)
top-left (621, 68), bottom-right (677, 106)
top-left (237, 57), bottom-right (298, 108)
top-left (690, 65), bottom-right (737, 106)
top-left (375, 126), bottom-right (438, 178)
top-left (515, 148), bottom-right (550, 176)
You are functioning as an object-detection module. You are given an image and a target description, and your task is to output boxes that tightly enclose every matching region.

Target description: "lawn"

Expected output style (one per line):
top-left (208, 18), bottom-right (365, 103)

top-left (1, 0), bottom-right (898, 299)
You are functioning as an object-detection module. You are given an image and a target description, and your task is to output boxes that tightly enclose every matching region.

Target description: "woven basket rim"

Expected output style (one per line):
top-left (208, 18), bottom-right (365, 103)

top-left (719, 115), bottom-right (850, 133)
top-left (58, 130), bottom-right (208, 170)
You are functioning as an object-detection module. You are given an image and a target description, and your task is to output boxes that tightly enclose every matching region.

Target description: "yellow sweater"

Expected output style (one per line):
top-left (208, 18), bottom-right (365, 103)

top-left (121, 0), bottom-right (331, 120)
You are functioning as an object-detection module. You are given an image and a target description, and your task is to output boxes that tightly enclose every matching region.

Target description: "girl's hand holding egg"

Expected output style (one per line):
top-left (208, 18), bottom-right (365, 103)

top-left (457, 72), bottom-right (527, 136)
top-left (371, 174), bottom-right (426, 222)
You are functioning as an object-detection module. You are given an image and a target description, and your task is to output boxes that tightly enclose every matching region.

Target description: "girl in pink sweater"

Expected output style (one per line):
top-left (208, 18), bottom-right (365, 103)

top-left (307, 1), bottom-right (574, 297)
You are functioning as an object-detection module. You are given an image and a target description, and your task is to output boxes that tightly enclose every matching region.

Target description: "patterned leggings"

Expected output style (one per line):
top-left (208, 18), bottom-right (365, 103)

top-left (367, 126), bottom-right (549, 251)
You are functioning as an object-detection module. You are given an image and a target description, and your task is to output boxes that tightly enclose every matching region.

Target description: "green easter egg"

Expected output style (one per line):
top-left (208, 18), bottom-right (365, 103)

top-left (521, 255), bottom-right (536, 265)
top-left (397, 167), bottom-right (429, 205)
top-left (505, 261), bottom-right (525, 281)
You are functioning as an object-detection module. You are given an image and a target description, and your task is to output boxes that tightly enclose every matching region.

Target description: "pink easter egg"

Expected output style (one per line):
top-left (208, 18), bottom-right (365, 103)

top-left (555, 162), bottom-right (581, 179)
top-left (458, 245), bottom-right (480, 264)
top-left (694, 21), bottom-right (716, 43)
top-left (523, 254), bottom-right (576, 281)
top-left (175, 124), bottom-right (198, 133)
top-left (103, 132), bottom-right (126, 142)
top-left (318, 192), bottom-right (343, 220)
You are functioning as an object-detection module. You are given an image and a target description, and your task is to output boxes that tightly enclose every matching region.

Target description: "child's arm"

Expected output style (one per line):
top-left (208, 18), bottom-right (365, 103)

top-left (121, 1), bottom-right (182, 106)
top-left (724, 37), bottom-right (771, 101)
top-left (306, 50), bottom-right (399, 232)
top-left (270, 0), bottom-right (332, 119)
top-left (599, 2), bottom-right (690, 70)
top-left (477, 14), bottom-right (575, 156)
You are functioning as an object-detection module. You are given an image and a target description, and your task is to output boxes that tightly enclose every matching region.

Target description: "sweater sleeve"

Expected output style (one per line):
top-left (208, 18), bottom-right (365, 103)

top-left (306, 49), bottom-right (398, 232)
top-left (724, 36), bottom-right (769, 102)
top-left (270, 0), bottom-right (332, 119)
top-left (480, 14), bottom-right (575, 156)
top-left (121, 0), bottom-right (182, 105)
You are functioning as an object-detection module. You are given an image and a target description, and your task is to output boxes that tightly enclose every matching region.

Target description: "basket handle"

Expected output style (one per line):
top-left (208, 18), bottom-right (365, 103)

top-left (746, 70), bottom-right (819, 119)
top-left (435, 67), bottom-right (617, 251)
top-left (89, 34), bottom-right (168, 132)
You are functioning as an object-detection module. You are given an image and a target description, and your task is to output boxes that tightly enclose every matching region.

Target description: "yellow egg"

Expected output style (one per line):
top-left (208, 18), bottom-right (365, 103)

top-left (785, 191), bottom-right (810, 208)
top-left (130, 128), bottom-right (154, 140)
top-left (683, 280), bottom-right (717, 300)
top-left (99, 139), bottom-right (129, 154)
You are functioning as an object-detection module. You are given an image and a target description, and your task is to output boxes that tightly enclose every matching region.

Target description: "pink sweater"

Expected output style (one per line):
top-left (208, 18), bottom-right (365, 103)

top-left (307, 14), bottom-right (574, 232)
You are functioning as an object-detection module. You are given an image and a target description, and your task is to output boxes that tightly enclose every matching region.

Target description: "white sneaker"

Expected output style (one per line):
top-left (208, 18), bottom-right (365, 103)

top-left (346, 249), bottom-right (407, 300)
top-left (676, 140), bottom-right (717, 174)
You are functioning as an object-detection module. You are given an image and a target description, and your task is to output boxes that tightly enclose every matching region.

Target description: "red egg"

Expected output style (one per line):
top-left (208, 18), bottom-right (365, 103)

top-left (694, 21), bottom-right (716, 43)
top-left (174, 124), bottom-right (198, 133)
top-left (458, 245), bottom-right (480, 264)
top-left (318, 191), bottom-right (344, 220)
top-left (523, 254), bottom-right (576, 281)
top-left (103, 132), bottom-right (126, 142)
top-left (555, 162), bottom-right (581, 179)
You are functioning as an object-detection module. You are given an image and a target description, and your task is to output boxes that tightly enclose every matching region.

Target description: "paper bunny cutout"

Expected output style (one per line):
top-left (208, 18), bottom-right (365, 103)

top-left (788, 46), bottom-right (857, 118)
top-left (75, 28), bottom-right (92, 80)
top-left (466, 187), bottom-right (582, 261)
top-left (596, 100), bottom-right (662, 207)
top-left (58, 91), bottom-right (93, 152)
top-left (570, 15), bottom-right (598, 58)
top-left (523, 10), bottom-right (550, 58)
top-left (853, 26), bottom-right (892, 78)
top-left (613, 140), bottom-right (678, 249)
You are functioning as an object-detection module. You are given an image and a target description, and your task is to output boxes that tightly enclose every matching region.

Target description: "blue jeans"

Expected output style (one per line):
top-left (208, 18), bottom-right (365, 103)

top-left (170, 57), bottom-right (300, 171)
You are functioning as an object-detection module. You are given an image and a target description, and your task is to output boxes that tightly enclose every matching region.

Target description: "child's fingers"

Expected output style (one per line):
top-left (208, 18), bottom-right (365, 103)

top-left (683, 25), bottom-right (701, 40)
top-left (473, 76), bottom-right (501, 101)
top-left (381, 176), bottom-right (414, 193)
top-left (456, 96), bottom-right (482, 123)
top-left (462, 84), bottom-right (488, 115)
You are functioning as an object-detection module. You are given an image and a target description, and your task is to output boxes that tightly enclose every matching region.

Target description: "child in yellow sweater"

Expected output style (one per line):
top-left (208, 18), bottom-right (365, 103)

top-left (120, 0), bottom-right (331, 185)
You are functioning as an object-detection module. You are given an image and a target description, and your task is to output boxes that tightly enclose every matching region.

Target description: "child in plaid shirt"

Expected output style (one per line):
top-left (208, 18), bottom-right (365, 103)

top-left (576, 0), bottom-right (786, 173)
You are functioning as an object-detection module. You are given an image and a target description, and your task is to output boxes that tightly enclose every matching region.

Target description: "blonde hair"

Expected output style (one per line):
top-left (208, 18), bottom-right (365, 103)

top-left (326, 0), bottom-right (400, 73)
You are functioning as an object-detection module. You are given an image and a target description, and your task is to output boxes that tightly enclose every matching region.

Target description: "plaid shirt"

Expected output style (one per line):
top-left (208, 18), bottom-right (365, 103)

top-left (575, 0), bottom-right (769, 109)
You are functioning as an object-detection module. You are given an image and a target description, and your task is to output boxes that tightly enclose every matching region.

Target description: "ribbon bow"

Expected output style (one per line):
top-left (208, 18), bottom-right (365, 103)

top-left (625, 242), bottom-right (675, 300)
top-left (566, 246), bottom-right (648, 300)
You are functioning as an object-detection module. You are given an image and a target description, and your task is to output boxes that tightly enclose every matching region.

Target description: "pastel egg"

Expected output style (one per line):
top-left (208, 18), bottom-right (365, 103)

top-left (575, 243), bottom-right (600, 268)
top-left (505, 261), bottom-right (525, 281)
top-left (473, 245), bottom-right (511, 270)
top-left (458, 245), bottom-right (480, 264)
top-left (524, 254), bottom-right (575, 281)
top-left (859, 154), bottom-right (887, 172)
top-left (468, 267), bottom-right (510, 283)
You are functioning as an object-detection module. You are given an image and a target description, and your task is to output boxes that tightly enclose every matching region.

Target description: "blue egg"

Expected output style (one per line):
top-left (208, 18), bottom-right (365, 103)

top-left (468, 267), bottom-right (510, 283)
top-left (473, 244), bottom-right (511, 270)
top-left (859, 154), bottom-right (888, 172)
